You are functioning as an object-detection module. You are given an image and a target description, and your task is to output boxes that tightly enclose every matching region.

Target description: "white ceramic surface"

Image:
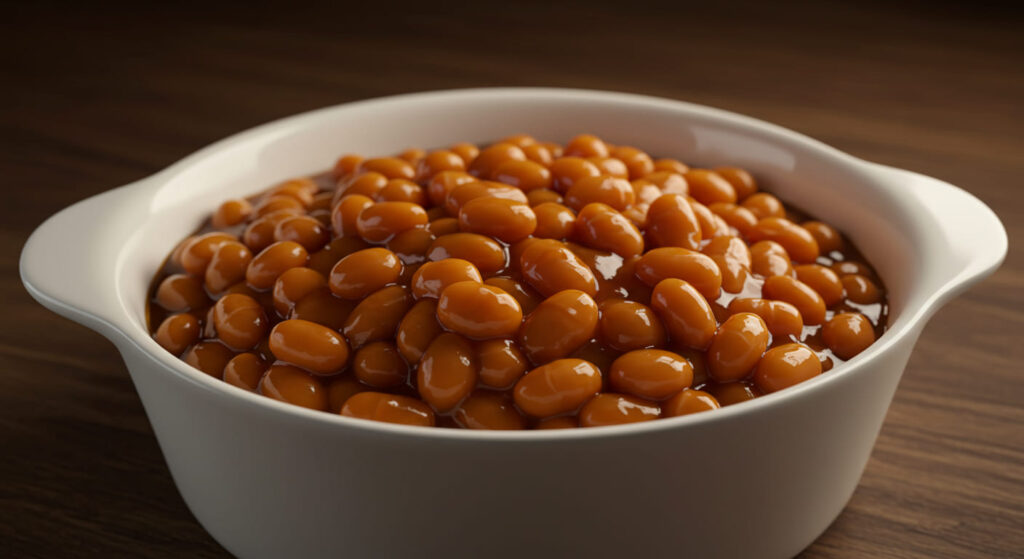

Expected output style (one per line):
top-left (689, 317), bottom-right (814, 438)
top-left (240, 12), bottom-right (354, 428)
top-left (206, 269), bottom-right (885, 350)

top-left (20, 88), bottom-right (1007, 559)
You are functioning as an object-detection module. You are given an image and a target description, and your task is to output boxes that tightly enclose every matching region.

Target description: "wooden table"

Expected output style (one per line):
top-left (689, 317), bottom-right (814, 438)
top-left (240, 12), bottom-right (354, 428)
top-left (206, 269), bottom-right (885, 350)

top-left (2, 3), bottom-right (1021, 557)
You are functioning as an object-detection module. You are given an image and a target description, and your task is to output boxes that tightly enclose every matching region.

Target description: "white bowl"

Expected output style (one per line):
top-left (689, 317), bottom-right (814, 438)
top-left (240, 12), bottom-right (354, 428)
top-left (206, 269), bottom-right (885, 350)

top-left (20, 88), bottom-right (1007, 559)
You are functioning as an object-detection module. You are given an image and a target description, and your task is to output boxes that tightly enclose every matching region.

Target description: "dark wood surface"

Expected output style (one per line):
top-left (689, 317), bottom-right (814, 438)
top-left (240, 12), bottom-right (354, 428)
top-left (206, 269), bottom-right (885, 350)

top-left (2, 2), bottom-right (1021, 557)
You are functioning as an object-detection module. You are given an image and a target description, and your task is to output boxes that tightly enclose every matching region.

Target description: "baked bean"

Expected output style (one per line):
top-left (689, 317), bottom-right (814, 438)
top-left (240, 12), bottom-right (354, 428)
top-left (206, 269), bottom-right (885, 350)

top-left (222, 353), bottom-right (264, 391)
top-left (645, 194), bottom-right (702, 250)
top-left (748, 217), bottom-right (819, 263)
top-left (289, 288), bottom-right (354, 331)
top-left (180, 232), bottom-right (237, 276)
top-left (307, 235), bottom-right (370, 277)
top-left (842, 274), bottom-right (883, 304)
top-left (417, 150), bottom-right (466, 181)
top-left (520, 239), bottom-right (598, 297)
top-left (449, 142), bottom-right (480, 165)
top-left (417, 332), bottom-right (478, 412)
top-left (392, 298), bottom-right (443, 366)
top-left (329, 248), bottom-right (403, 300)
top-left (708, 203), bottom-right (758, 236)
top-left (549, 156), bottom-right (601, 193)
top-left (644, 171), bottom-right (688, 196)
top-left (514, 358), bottom-right (602, 418)
top-left (356, 202), bottom-right (428, 243)
top-left (342, 285), bottom-right (413, 348)
top-left (707, 381), bottom-right (760, 406)
top-left (536, 416), bottom-right (578, 429)
top-left (426, 233), bottom-right (506, 276)
top-left (831, 260), bottom-right (874, 278)
top-left (564, 134), bottom-right (609, 158)
top-left (707, 313), bottom-right (770, 382)
top-left (727, 298), bottom-right (804, 341)
top-left (337, 172), bottom-right (388, 202)
top-left (212, 293), bottom-right (268, 351)
top-left (269, 319), bottom-right (350, 375)
top-left (519, 290), bottom-right (599, 365)
top-left (651, 278), bottom-right (716, 350)
top-left (377, 179), bottom-right (427, 206)
top-left (493, 159), bottom-right (552, 191)
top-left (763, 275), bottom-right (826, 326)
top-left (332, 154), bottom-right (364, 179)
top-left (712, 167), bottom-right (758, 200)
top-left (458, 197), bottom-right (537, 243)
top-left (340, 392), bottom-right (435, 426)
top-left (630, 179), bottom-right (663, 207)
top-left (269, 179), bottom-right (317, 207)
top-left (468, 142), bottom-right (526, 179)
top-left (635, 247), bottom-right (722, 300)
top-left (154, 313), bottom-right (200, 355)
top-left (272, 267), bottom-right (326, 317)
top-left (652, 158), bottom-right (690, 174)
top-left (444, 180), bottom-right (529, 217)
top-left (802, 221), bottom-right (842, 254)
top-left (155, 274), bottom-right (208, 312)
top-left (253, 195), bottom-right (304, 219)
top-left (795, 264), bottom-right (845, 307)
top-left (399, 148), bottom-right (425, 164)
top-left (610, 146), bottom-right (655, 179)
top-left (386, 226), bottom-right (435, 264)
top-left (822, 312), bottom-right (876, 360)
top-left (573, 203), bottom-right (644, 258)
top-left (183, 341), bottom-right (235, 378)
top-left (437, 281), bottom-right (523, 339)
top-left (588, 156), bottom-right (629, 179)
top-left (427, 170), bottom-right (477, 207)
top-left (702, 236), bottom-right (751, 293)
top-left (497, 133), bottom-right (536, 148)
top-left (274, 215), bottom-right (328, 252)
top-left (579, 393), bottom-right (660, 427)
top-left (599, 300), bottom-right (666, 351)
top-left (359, 157), bottom-right (416, 180)
top-left (684, 169), bottom-right (737, 205)
top-left (259, 364), bottom-right (328, 411)
top-left (533, 202), bottom-right (576, 239)
top-left (476, 338), bottom-right (529, 389)
top-left (427, 217), bottom-right (460, 238)
top-left (609, 349), bottom-right (693, 400)
top-left (622, 205), bottom-right (649, 228)
top-left (212, 199), bottom-right (252, 229)
top-left (750, 240), bottom-right (794, 278)
top-left (454, 391), bottom-right (527, 430)
top-left (204, 241), bottom-right (253, 294)
top-left (564, 176), bottom-right (636, 212)
top-left (663, 389), bottom-right (721, 417)
top-left (753, 343), bottom-right (822, 393)
top-left (741, 192), bottom-right (786, 219)
top-left (526, 188), bottom-right (564, 206)
top-left (483, 277), bottom-right (542, 315)
top-left (247, 241), bottom-right (309, 290)
top-left (410, 258), bottom-right (482, 300)
top-left (326, 376), bottom-right (368, 413)
top-left (352, 341), bottom-right (407, 388)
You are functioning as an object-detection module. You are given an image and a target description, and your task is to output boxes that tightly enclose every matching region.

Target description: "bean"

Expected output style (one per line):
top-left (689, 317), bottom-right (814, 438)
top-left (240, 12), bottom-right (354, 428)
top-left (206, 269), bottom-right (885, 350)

top-left (342, 285), bottom-right (413, 348)
top-left (579, 393), bottom-right (660, 427)
top-left (684, 169), bottom-right (737, 205)
top-left (741, 192), bottom-right (785, 219)
top-left (748, 217), bottom-right (820, 263)
top-left (727, 298), bottom-right (804, 341)
top-left (449, 142), bottom-right (480, 166)
top-left (154, 313), bottom-right (200, 355)
top-left (663, 389), bottom-right (721, 417)
top-left (702, 236), bottom-right (752, 293)
top-left (610, 146), bottom-right (655, 179)
top-left (259, 364), bottom-right (328, 411)
top-left (522, 144), bottom-right (555, 166)
top-left (588, 156), bottom-right (629, 179)
top-left (514, 358), bottom-right (602, 418)
top-left (212, 199), bottom-right (252, 229)
top-left (802, 221), bottom-right (842, 253)
top-left (427, 233), bottom-right (507, 276)
top-left (253, 195), bottom-right (304, 219)
top-left (526, 188), bottom-right (564, 206)
top-left (763, 275), bottom-right (827, 325)
top-left (326, 376), bottom-right (368, 413)
top-left (708, 203), bottom-right (758, 236)
top-left (459, 197), bottom-right (537, 243)
top-left (750, 240), bottom-right (794, 278)
top-left (753, 343), bottom-right (822, 393)
top-left (564, 176), bottom-right (636, 212)
top-left (842, 274), bottom-right (883, 304)
top-left (653, 158), bottom-right (690, 174)
top-left (359, 157), bottom-right (416, 180)
top-left (707, 313), bottom-right (770, 382)
top-left (377, 179), bottom-right (427, 205)
top-left (395, 299), bottom-right (443, 364)
top-left (352, 341), bottom-right (408, 388)
top-left (180, 232), bottom-right (237, 276)
top-left (564, 134), bottom-right (609, 158)
top-left (483, 277), bottom-right (542, 315)
top-left (532, 202), bottom-right (576, 240)
top-left (493, 159), bottom-right (553, 191)
top-left (635, 247), bottom-right (722, 300)
top-left (519, 239), bottom-right (598, 297)
top-left (222, 353), bottom-right (265, 391)
top-left (417, 150), bottom-right (466, 181)
top-left (212, 293), bottom-right (268, 351)
top-left (205, 241), bottom-right (253, 294)
top-left (290, 288), bottom-right (354, 331)
top-left (329, 248), bottom-right (403, 300)
top-left (549, 156), bottom-right (601, 193)
top-left (356, 202), bottom-right (428, 243)
top-left (155, 274), bottom-right (208, 312)
top-left (247, 241), bottom-right (309, 290)
top-left (437, 281), bottom-right (523, 339)
top-left (427, 217), bottom-right (460, 237)
top-left (427, 170), bottom-right (477, 207)
top-left (573, 203), bottom-right (644, 258)
top-left (417, 332), bottom-right (478, 412)
top-left (476, 338), bottom-right (529, 389)
top-left (609, 349), bottom-right (693, 400)
top-left (244, 211), bottom-right (296, 253)
top-left (518, 289), bottom-right (599, 365)
top-left (713, 167), bottom-right (758, 201)
top-left (269, 319), bottom-right (350, 375)
top-left (650, 278), bottom-right (716, 350)
top-left (468, 142), bottom-right (526, 179)
top-left (822, 312), bottom-right (877, 359)
top-left (332, 154), bottom-right (364, 179)
top-left (645, 194), bottom-right (702, 250)
top-left (410, 258), bottom-right (482, 300)
top-left (385, 226), bottom-right (435, 265)
top-left (183, 341), bottom-right (235, 378)
top-left (454, 391), bottom-right (527, 430)
top-left (342, 392), bottom-right (435, 427)
top-left (795, 264), bottom-right (845, 307)
top-left (598, 300), bottom-right (666, 351)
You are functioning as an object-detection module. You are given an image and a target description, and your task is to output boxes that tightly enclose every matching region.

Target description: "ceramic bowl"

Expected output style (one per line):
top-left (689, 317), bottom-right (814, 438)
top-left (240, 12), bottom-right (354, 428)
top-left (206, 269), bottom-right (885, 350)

top-left (20, 88), bottom-right (1007, 559)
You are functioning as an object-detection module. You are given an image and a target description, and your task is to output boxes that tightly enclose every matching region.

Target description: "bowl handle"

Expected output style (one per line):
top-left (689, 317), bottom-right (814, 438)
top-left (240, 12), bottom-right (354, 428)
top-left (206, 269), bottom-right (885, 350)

top-left (869, 163), bottom-right (1007, 295)
top-left (20, 182), bottom-right (151, 338)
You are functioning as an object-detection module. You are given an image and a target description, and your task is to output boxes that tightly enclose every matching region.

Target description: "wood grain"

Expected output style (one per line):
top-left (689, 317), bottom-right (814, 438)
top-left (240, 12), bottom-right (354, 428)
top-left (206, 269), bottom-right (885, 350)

top-left (1, 2), bottom-right (1021, 557)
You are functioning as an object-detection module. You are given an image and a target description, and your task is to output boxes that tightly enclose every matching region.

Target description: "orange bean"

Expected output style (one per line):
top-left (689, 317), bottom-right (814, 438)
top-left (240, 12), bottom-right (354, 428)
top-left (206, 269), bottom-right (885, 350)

top-left (610, 146), bottom-right (655, 179)
top-left (417, 150), bottom-right (466, 181)
top-left (427, 170), bottom-right (477, 207)
top-left (454, 391), bottom-right (527, 430)
top-left (385, 226), bottom-right (435, 265)
top-left (635, 247), bottom-right (722, 300)
top-left (332, 154), bottom-right (364, 180)
top-left (651, 278), bottom-right (716, 350)
top-left (395, 299), bottom-right (443, 363)
top-left (359, 157), bottom-right (416, 180)
top-left (183, 341), bottom-right (235, 378)
top-left (377, 179), bottom-right (427, 205)
top-left (259, 364), bottom-right (328, 411)
top-left (522, 143), bottom-right (554, 166)
top-left (533, 202), bottom-right (576, 239)
top-left (410, 258), bottom-right (482, 299)
top-left (713, 167), bottom-right (758, 200)
top-left (702, 236), bottom-right (752, 294)
top-left (564, 134), bottom-right (609, 158)
top-left (802, 221), bottom-right (843, 254)
top-left (437, 281), bottom-right (523, 339)
top-left (750, 240), bottom-right (794, 278)
top-left (180, 232), bottom-right (237, 276)
top-left (741, 192), bottom-right (785, 219)
top-left (645, 194), bottom-right (702, 250)
top-left (155, 274), bottom-right (209, 312)
top-left (458, 197), bottom-right (537, 243)
top-left (652, 158), bottom-right (690, 174)
top-left (212, 293), bottom-right (268, 351)
top-left (588, 156), bottom-right (629, 179)
top-left (519, 239), bottom-right (598, 297)
top-left (417, 332), bottom-right (478, 412)
top-left (329, 248), bottom-right (403, 300)
top-left (609, 349), bottom-right (693, 400)
top-left (564, 176), bottom-right (636, 212)
top-left (476, 338), bottom-right (529, 389)
top-left (518, 290), bottom-right (599, 365)
top-left (253, 195), bottom-right (304, 219)
top-left (341, 285), bottom-right (413, 348)
top-left (753, 343), bottom-right (822, 393)
top-left (549, 156), bottom-right (601, 193)
top-left (326, 376), bottom-right (368, 413)
top-left (707, 313), bottom-right (770, 382)
top-left (822, 312), bottom-right (876, 360)
top-left (663, 389), bottom-right (721, 417)
top-left (272, 267), bottom-right (326, 317)
top-left (684, 169), bottom-right (737, 205)
top-left (469, 142), bottom-right (527, 179)
top-left (269, 319), bottom-right (350, 375)
top-left (426, 233), bottom-right (507, 276)
top-left (289, 288), bottom-right (354, 331)
top-left (708, 203), bottom-right (758, 236)
top-left (579, 393), bottom-right (660, 427)
top-left (573, 203), bottom-right (644, 258)
top-left (352, 341), bottom-right (408, 388)
top-left (514, 358), bottom-right (602, 417)
top-left (842, 274), bottom-right (883, 304)
top-left (342, 392), bottom-right (435, 427)
top-left (212, 199), bottom-right (252, 229)
top-left (526, 188), bottom-right (564, 206)
top-left (493, 159), bottom-right (553, 191)
top-left (483, 277), bottom-right (542, 315)
top-left (727, 298), bottom-right (804, 341)
top-left (763, 275), bottom-right (827, 326)
top-left (222, 352), bottom-right (265, 391)
top-left (707, 381), bottom-right (760, 406)
top-left (153, 313), bottom-right (200, 355)
top-left (795, 264), bottom-right (845, 307)
top-left (748, 217), bottom-right (820, 263)
top-left (246, 241), bottom-right (309, 290)
top-left (356, 202), bottom-right (429, 243)
top-left (598, 300), bottom-right (666, 351)
top-left (449, 142), bottom-right (480, 166)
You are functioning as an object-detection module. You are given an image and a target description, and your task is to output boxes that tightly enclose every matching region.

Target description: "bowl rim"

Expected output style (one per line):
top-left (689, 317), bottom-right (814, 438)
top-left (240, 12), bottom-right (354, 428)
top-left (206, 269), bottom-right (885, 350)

top-left (37, 87), bottom-right (995, 441)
